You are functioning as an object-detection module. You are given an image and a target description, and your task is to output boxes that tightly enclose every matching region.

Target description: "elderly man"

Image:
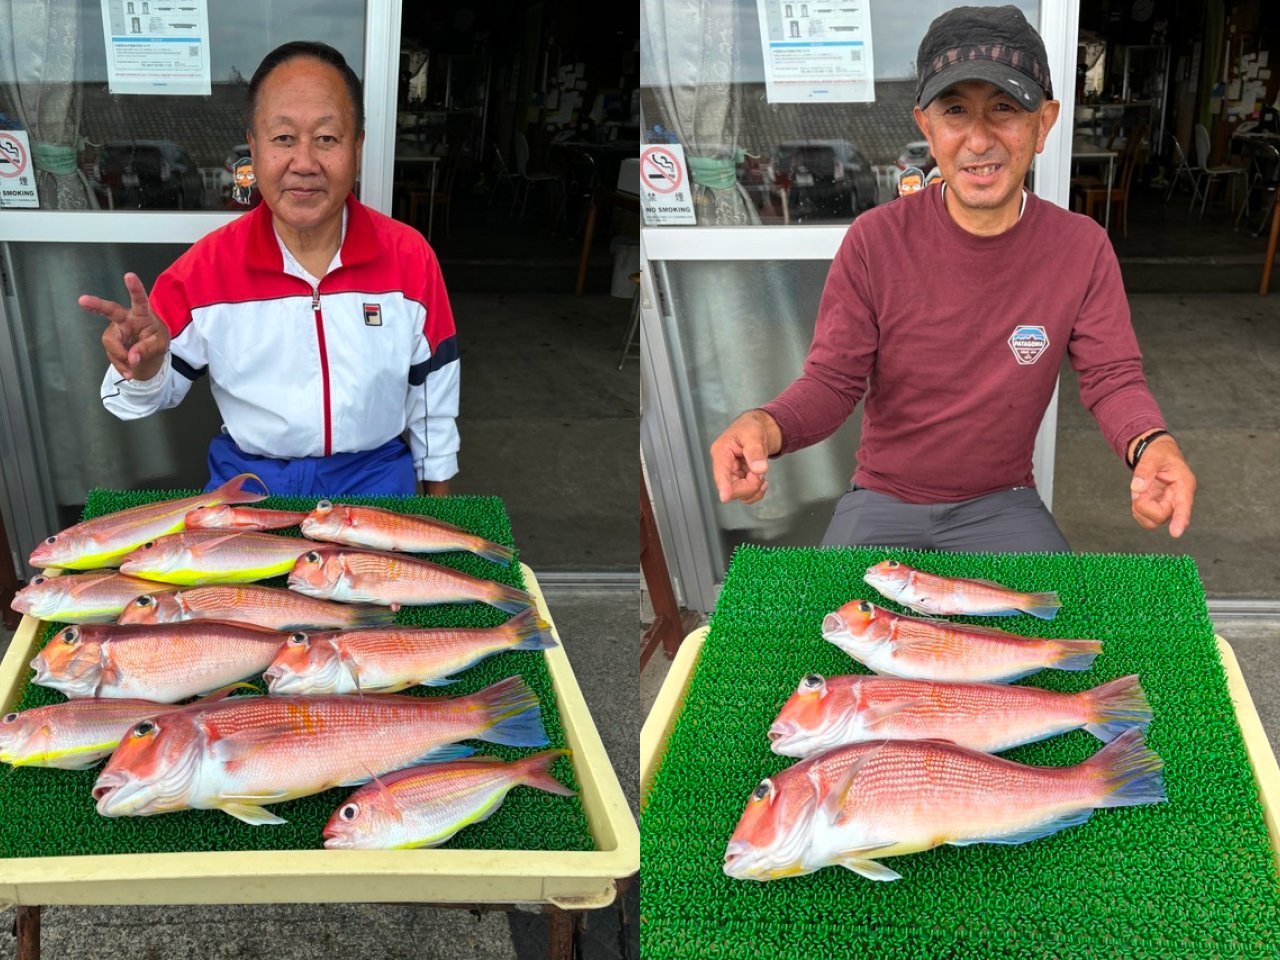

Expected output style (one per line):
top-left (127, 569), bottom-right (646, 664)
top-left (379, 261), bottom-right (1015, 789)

top-left (709, 5), bottom-right (1194, 552)
top-left (82, 41), bottom-right (457, 497)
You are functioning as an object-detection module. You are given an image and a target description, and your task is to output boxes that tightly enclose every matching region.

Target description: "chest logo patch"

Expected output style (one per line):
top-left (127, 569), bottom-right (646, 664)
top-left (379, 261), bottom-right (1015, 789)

top-left (363, 303), bottom-right (382, 327)
top-left (1008, 325), bottom-right (1049, 365)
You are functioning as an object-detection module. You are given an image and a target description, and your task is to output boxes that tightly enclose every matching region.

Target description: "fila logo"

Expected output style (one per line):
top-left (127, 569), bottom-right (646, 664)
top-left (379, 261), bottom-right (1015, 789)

top-left (363, 303), bottom-right (382, 327)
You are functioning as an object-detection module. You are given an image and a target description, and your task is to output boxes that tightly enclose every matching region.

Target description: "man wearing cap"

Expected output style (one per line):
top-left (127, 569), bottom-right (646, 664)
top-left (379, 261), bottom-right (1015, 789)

top-left (709, 5), bottom-right (1194, 552)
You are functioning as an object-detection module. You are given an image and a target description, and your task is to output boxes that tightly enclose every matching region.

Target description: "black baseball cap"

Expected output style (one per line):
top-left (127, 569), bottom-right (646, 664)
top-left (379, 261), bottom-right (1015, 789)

top-left (916, 5), bottom-right (1053, 111)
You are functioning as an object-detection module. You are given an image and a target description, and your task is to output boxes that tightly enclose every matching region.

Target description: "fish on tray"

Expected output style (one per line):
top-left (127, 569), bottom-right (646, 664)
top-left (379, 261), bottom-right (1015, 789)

top-left (724, 729), bottom-right (1165, 882)
top-left (10, 571), bottom-right (179, 624)
top-left (863, 559), bottom-right (1061, 619)
top-left (287, 549), bottom-right (534, 614)
top-left (323, 749), bottom-right (575, 849)
top-left (768, 673), bottom-right (1152, 758)
top-left (30, 621), bottom-right (291, 702)
top-left (184, 505), bottom-right (310, 531)
top-left (301, 500), bottom-right (515, 567)
top-left (92, 676), bottom-right (549, 824)
top-left (0, 686), bottom-right (247, 769)
top-left (119, 530), bottom-right (323, 586)
top-left (264, 607), bottom-right (557, 695)
top-left (28, 473), bottom-right (268, 571)
top-left (116, 584), bottom-right (395, 631)
top-left (822, 600), bottom-right (1099, 682)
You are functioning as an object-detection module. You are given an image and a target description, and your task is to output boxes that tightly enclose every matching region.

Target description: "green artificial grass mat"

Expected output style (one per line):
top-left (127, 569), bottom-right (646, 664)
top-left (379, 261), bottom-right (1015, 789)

top-left (641, 546), bottom-right (1280, 960)
top-left (0, 488), bottom-right (594, 858)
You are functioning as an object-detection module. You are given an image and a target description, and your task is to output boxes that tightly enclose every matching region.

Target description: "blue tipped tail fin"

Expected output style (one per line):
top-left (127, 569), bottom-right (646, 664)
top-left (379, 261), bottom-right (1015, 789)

top-left (1050, 639), bottom-right (1102, 672)
top-left (505, 607), bottom-right (558, 651)
top-left (1020, 592), bottom-right (1061, 620)
top-left (1087, 728), bottom-right (1166, 808)
top-left (1082, 675), bottom-right (1153, 742)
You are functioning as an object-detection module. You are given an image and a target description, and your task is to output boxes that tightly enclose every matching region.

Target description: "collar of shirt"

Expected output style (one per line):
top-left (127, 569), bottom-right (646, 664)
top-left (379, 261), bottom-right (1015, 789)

top-left (939, 182), bottom-right (1029, 221)
top-left (275, 205), bottom-right (348, 288)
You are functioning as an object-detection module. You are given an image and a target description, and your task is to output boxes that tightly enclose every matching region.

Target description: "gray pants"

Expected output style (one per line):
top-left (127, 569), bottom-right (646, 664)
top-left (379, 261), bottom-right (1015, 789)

top-left (820, 486), bottom-right (1071, 553)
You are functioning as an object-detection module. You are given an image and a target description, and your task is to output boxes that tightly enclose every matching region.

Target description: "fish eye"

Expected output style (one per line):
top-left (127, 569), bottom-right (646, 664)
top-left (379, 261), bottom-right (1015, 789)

top-left (2, 713), bottom-right (17, 723)
top-left (339, 802), bottom-right (359, 821)
top-left (751, 779), bottom-right (773, 802)
top-left (45, 536), bottom-right (57, 545)
top-left (132, 720), bottom-right (157, 738)
top-left (288, 632), bottom-right (309, 646)
top-left (31, 577), bottom-right (45, 585)
top-left (886, 560), bottom-right (900, 569)
top-left (61, 628), bottom-right (79, 645)
top-left (136, 595), bottom-right (155, 607)
top-left (802, 674), bottom-right (824, 690)
top-left (316, 500), bottom-right (332, 510)
top-left (143, 541), bottom-right (155, 549)
top-left (857, 601), bottom-right (873, 614)
top-left (305, 551), bottom-right (322, 563)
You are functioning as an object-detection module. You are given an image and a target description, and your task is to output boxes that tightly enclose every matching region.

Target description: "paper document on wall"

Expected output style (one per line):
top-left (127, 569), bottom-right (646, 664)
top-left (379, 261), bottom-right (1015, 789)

top-left (100, 0), bottom-right (211, 95)
top-left (754, 0), bottom-right (874, 103)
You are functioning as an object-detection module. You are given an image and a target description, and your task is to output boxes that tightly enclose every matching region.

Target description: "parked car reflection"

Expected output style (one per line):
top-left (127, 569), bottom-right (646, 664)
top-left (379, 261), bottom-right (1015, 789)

top-left (896, 140), bottom-right (936, 174)
top-left (92, 140), bottom-right (206, 210)
top-left (770, 140), bottom-right (877, 223)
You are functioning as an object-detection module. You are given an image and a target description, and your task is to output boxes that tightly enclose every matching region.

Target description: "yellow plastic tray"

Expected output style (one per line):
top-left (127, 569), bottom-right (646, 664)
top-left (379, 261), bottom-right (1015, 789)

top-left (0, 564), bottom-right (638, 908)
top-left (640, 629), bottom-right (1280, 874)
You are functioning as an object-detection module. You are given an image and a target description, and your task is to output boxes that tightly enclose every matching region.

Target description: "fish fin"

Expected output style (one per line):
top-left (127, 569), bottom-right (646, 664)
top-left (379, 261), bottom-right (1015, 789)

top-left (516, 749), bottom-right (576, 797)
top-left (947, 808), bottom-right (1096, 846)
top-left (219, 801), bottom-right (287, 826)
top-left (187, 532), bottom-right (250, 556)
top-left (63, 572), bottom-right (124, 596)
top-left (418, 676), bottom-right (459, 687)
top-left (1050, 639), bottom-right (1103, 672)
top-left (212, 472), bottom-right (271, 505)
top-left (1082, 674), bottom-right (1153, 742)
top-left (347, 605), bottom-right (398, 627)
top-left (821, 746), bottom-right (883, 824)
top-left (475, 540), bottom-right (516, 567)
top-left (1084, 728), bottom-right (1166, 808)
top-left (859, 698), bottom-right (932, 728)
top-left (191, 682), bottom-right (260, 704)
top-left (1019, 592), bottom-right (1061, 620)
top-left (210, 726), bottom-right (289, 764)
top-left (482, 703), bottom-right (549, 748)
top-left (488, 584), bottom-right (535, 615)
top-left (338, 743), bottom-right (479, 785)
top-left (834, 854), bottom-right (902, 882)
top-left (505, 608), bottom-right (558, 651)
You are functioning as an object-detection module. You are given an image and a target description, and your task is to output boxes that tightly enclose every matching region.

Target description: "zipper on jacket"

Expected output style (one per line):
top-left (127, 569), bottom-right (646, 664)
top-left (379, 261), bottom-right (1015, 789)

top-left (311, 285), bottom-right (333, 456)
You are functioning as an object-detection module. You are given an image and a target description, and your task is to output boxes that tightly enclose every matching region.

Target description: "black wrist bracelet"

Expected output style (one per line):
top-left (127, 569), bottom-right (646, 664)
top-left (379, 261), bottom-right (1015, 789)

top-left (1128, 429), bottom-right (1171, 470)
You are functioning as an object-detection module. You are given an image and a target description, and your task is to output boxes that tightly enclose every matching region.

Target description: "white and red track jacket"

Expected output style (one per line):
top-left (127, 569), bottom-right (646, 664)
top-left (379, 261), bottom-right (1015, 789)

top-left (100, 195), bottom-right (460, 482)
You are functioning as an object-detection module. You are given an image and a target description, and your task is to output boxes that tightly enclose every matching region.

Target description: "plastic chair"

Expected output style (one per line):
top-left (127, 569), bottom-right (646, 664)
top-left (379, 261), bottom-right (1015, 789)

top-left (1163, 135), bottom-right (1203, 206)
top-left (513, 132), bottom-right (563, 220)
top-left (408, 144), bottom-right (461, 240)
top-left (1193, 123), bottom-right (1247, 217)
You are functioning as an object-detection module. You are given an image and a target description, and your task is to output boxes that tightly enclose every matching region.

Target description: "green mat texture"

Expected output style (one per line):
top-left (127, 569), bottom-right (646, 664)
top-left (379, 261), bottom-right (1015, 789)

top-left (641, 546), bottom-right (1280, 960)
top-left (0, 489), bottom-right (594, 858)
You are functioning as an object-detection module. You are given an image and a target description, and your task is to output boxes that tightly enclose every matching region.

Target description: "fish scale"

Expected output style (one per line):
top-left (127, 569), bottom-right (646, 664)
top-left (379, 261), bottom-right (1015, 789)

top-left (301, 502), bottom-right (515, 566)
top-left (117, 584), bottom-right (394, 630)
top-left (119, 530), bottom-right (320, 585)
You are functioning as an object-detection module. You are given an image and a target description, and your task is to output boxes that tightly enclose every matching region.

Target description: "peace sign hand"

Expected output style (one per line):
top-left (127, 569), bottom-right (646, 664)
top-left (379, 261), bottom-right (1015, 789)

top-left (81, 272), bottom-right (171, 382)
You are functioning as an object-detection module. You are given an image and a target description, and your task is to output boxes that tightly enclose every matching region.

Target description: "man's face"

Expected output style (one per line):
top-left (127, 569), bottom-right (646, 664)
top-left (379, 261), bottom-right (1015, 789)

top-left (247, 57), bottom-right (364, 236)
top-left (913, 80), bottom-right (1059, 221)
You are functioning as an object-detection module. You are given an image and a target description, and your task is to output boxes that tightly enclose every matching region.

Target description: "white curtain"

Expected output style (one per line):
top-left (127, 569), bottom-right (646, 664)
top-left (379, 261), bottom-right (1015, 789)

top-left (0, 0), bottom-right (98, 210)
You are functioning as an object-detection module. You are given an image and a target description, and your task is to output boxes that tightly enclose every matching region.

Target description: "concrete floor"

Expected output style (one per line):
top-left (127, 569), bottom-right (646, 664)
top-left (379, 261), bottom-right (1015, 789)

top-left (0, 588), bottom-right (640, 960)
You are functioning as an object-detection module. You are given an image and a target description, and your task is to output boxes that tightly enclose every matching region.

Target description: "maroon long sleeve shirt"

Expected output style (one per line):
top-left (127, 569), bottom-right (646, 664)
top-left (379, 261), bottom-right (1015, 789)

top-left (760, 185), bottom-right (1165, 503)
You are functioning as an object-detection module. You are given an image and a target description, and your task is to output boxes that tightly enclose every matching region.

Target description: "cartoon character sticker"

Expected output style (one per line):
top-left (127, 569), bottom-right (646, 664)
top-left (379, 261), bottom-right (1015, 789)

top-left (232, 155), bottom-right (256, 206)
top-left (897, 166), bottom-right (925, 197)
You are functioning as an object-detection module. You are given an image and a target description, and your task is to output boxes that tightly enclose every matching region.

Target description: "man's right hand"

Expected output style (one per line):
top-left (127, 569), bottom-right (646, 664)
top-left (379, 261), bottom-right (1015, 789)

top-left (709, 409), bottom-right (783, 504)
top-left (80, 272), bottom-right (171, 382)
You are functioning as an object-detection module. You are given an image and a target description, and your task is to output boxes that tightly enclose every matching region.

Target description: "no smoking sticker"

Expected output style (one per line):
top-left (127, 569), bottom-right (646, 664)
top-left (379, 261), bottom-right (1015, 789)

top-left (0, 130), bottom-right (39, 208)
top-left (640, 143), bottom-right (696, 225)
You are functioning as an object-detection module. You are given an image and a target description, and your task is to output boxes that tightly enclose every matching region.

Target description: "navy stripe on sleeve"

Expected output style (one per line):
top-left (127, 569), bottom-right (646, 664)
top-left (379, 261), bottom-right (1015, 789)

top-left (171, 354), bottom-right (208, 381)
top-left (425, 335), bottom-right (458, 374)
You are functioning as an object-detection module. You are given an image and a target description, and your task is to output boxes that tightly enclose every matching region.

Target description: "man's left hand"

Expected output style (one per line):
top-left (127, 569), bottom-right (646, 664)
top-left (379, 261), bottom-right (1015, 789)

top-left (418, 480), bottom-right (450, 497)
top-left (1129, 437), bottom-right (1195, 538)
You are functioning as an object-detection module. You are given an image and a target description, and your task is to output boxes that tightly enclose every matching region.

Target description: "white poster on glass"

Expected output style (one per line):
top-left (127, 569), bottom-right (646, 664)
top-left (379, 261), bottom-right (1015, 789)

top-left (100, 0), bottom-right (212, 95)
top-left (755, 0), bottom-right (875, 103)
top-left (0, 130), bottom-right (40, 208)
top-left (639, 143), bottom-right (696, 226)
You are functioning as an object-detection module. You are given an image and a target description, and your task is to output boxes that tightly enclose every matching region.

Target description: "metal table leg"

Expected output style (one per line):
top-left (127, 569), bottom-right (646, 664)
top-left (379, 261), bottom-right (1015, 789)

top-left (546, 906), bottom-right (579, 960)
